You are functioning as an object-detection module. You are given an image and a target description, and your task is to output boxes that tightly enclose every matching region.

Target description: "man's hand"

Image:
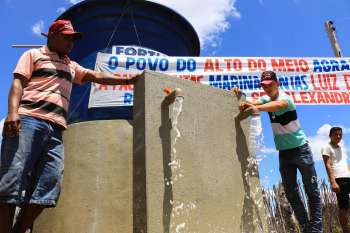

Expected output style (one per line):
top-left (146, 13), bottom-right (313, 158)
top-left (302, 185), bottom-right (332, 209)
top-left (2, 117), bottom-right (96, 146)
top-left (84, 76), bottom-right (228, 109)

top-left (4, 75), bottom-right (26, 137)
top-left (232, 87), bottom-right (250, 111)
top-left (232, 87), bottom-right (244, 98)
top-left (3, 113), bottom-right (21, 137)
top-left (331, 181), bottom-right (341, 193)
top-left (239, 101), bottom-right (254, 112)
top-left (127, 74), bottom-right (141, 85)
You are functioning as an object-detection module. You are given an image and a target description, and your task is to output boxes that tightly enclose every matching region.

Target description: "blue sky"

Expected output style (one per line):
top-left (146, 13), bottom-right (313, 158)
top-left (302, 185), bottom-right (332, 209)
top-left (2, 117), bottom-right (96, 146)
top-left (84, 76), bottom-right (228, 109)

top-left (1, 0), bottom-right (350, 188)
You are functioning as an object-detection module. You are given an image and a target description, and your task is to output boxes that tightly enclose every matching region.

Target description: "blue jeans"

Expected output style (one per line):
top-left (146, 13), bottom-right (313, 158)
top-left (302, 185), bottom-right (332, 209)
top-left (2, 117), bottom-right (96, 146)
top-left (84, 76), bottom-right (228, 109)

top-left (279, 143), bottom-right (323, 233)
top-left (0, 115), bottom-right (64, 207)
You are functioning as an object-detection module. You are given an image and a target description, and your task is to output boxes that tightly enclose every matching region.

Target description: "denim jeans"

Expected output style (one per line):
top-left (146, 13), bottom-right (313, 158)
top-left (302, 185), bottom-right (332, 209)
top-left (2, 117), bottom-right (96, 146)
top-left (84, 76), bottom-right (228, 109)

top-left (0, 115), bottom-right (64, 207)
top-left (279, 143), bottom-right (323, 233)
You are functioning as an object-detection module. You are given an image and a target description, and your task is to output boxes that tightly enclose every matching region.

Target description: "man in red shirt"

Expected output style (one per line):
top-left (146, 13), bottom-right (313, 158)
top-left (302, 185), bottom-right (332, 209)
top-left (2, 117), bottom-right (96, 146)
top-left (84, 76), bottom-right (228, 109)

top-left (0, 20), bottom-right (139, 233)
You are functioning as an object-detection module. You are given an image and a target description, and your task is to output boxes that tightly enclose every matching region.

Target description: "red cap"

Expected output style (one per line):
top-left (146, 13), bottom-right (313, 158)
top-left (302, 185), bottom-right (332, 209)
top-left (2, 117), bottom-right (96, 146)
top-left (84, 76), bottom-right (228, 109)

top-left (260, 71), bottom-right (278, 85)
top-left (42, 20), bottom-right (83, 40)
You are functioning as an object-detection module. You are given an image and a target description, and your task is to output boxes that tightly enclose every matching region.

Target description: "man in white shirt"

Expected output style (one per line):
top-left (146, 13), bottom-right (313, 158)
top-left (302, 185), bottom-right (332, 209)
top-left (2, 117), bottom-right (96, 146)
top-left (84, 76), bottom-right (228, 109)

top-left (322, 127), bottom-right (350, 233)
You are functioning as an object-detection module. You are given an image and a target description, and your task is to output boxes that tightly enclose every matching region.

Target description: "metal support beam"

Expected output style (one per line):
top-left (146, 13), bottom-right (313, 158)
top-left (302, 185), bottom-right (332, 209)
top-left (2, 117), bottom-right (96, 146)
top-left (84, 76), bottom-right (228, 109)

top-left (11, 45), bottom-right (43, 48)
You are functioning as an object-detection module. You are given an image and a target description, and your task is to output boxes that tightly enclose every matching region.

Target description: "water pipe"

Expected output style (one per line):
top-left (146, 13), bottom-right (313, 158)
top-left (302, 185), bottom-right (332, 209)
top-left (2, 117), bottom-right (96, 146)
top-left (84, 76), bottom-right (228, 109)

top-left (163, 87), bottom-right (183, 105)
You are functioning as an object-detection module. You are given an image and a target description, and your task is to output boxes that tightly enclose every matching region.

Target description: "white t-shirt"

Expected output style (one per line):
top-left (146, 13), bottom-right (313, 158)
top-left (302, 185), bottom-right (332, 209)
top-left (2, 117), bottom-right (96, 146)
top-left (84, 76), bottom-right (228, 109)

top-left (321, 143), bottom-right (350, 178)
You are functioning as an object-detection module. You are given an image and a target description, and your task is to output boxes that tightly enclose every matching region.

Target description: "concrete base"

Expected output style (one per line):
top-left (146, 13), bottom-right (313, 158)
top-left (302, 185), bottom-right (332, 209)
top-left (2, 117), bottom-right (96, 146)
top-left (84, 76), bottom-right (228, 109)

top-left (133, 71), bottom-right (268, 233)
top-left (34, 71), bottom-right (268, 233)
top-left (34, 120), bottom-right (133, 233)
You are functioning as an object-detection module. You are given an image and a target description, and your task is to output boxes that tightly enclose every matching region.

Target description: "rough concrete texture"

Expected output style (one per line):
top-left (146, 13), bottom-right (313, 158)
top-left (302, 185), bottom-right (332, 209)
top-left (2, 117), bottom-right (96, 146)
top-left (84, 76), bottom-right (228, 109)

top-left (34, 71), bottom-right (267, 233)
top-left (34, 120), bottom-right (133, 233)
top-left (133, 71), bottom-right (268, 233)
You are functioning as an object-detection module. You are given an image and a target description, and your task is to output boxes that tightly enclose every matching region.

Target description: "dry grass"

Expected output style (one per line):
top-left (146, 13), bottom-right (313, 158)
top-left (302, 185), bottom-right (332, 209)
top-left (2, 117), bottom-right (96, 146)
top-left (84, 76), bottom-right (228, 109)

top-left (263, 180), bottom-right (343, 233)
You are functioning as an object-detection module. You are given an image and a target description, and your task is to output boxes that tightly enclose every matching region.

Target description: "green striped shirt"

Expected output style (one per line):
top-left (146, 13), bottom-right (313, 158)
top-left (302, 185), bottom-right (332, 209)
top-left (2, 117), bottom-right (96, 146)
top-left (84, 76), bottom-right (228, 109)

top-left (260, 92), bottom-right (307, 151)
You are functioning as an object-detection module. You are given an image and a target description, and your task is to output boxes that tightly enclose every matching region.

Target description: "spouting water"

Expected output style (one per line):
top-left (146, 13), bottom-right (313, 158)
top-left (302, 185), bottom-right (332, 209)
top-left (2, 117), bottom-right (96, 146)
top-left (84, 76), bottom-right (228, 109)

top-left (168, 96), bottom-right (184, 171)
top-left (246, 113), bottom-right (264, 177)
top-left (244, 112), bottom-right (267, 232)
top-left (249, 115), bottom-right (263, 150)
top-left (167, 96), bottom-right (198, 232)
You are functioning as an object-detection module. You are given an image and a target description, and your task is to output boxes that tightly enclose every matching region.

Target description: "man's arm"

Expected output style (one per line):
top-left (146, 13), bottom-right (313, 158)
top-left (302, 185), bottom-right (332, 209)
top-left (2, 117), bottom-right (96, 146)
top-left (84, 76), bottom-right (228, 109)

top-left (255, 100), bottom-right (288, 112)
top-left (232, 87), bottom-right (288, 112)
top-left (238, 97), bottom-right (287, 113)
top-left (322, 155), bottom-right (340, 193)
top-left (81, 70), bottom-right (139, 85)
top-left (232, 87), bottom-right (263, 111)
top-left (238, 99), bottom-right (263, 112)
top-left (4, 74), bottom-right (28, 137)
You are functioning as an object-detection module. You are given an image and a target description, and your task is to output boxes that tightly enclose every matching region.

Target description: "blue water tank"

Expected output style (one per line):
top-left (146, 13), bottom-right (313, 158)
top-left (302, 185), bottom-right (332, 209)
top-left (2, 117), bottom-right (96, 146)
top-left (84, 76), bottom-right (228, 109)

top-left (57, 0), bottom-right (200, 123)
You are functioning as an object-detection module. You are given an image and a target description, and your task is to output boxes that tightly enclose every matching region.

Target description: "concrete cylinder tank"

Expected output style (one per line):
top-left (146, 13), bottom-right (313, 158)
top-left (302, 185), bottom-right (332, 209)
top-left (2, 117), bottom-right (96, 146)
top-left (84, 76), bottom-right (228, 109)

top-left (33, 0), bottom-right (200, 232)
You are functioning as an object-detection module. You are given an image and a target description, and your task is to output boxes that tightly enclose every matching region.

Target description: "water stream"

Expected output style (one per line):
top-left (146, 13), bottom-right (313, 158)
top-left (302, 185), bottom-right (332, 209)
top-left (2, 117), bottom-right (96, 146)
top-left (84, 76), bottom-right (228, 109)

top-left (166, 96), bottom-right (270, 232)
top-left (167, 96), bottom-right (199, 232)
top-left (168, 96), bottom-right (184, 171)
top-left (245, 114), bottom-right (267, 232)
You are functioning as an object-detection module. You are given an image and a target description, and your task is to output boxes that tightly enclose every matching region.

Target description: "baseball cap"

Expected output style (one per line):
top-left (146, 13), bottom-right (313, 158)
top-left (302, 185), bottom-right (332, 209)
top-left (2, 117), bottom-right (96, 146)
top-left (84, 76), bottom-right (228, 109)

top-left (41, 20), bottom-right (83, 40)
top-left (260, 71), bottom-right (278, 85)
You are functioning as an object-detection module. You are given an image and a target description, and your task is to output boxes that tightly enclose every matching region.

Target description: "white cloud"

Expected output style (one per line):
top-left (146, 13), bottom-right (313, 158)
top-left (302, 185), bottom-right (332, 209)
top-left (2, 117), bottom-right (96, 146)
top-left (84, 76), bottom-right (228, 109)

top-left (259, 145), bottom-right (276, 154)
top-left (0, 119), bottom-right (4, 148)
top-left (343, 127), bottom-right (350, 134)
top-left (308, 124), bottom-right (331, 161)
top-left (149, 0), bottom-right (241, 49)
top-left (32, 20), bottom-right (45, 37)
top-left (61, 0), bottom-right (241, 49)
top-left (57, 7), bottom-right (66, 14)
top-left (308, 124), bottom-right (349, 161)
top-left (67, 0), bottom-right (83, 4)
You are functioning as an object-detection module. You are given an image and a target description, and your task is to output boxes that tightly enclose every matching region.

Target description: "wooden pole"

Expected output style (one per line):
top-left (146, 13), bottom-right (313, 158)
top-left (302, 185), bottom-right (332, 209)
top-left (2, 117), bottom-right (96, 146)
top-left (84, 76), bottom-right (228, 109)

top-left (324, 20), bottom-right (343, 57)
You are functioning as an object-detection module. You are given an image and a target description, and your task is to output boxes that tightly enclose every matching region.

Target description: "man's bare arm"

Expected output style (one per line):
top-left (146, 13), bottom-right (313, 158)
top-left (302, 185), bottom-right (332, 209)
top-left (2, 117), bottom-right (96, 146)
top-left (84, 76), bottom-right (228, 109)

top-left (82, 71), bottom-right (139, 85)
top-left (4, 74), bottom-right (28, 137)
top-left (232, 87), bottom-right (263, 111)
top-left (322, 155), bottom-right (340, 193)
top-left (256, 100), bottom-right (288, 112)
